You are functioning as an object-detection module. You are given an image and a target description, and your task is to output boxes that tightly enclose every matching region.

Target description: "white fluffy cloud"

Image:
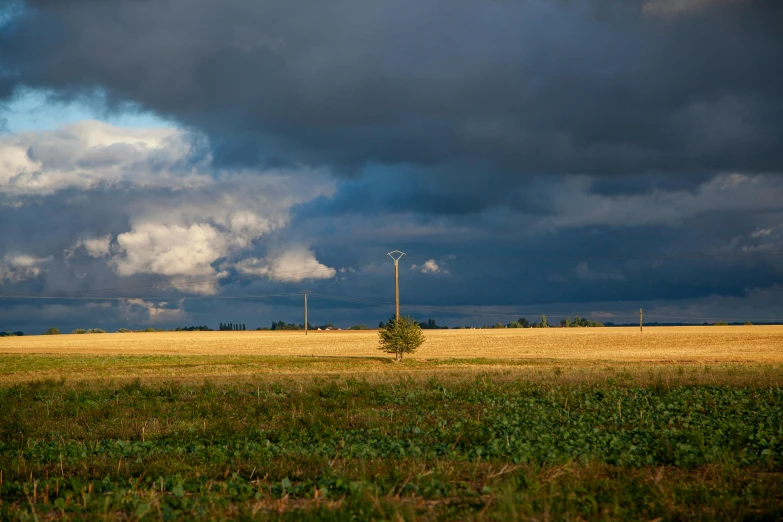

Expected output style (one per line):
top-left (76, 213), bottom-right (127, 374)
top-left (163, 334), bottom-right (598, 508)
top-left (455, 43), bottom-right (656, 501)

top-left (236, 247), bottom-right (336, 283)
top-left (750, 224), bottom-right (782, 240)
top-left (120, 299), bottom-right (185, 323)
top-left (0, 120), bottom-right (211, 197)
top-left (65, 236), bottom-right (112, 260)
top-left (112, 222), bottom-right (225, 277)
top-left (0, 121), bottom-right (337, 294)
top-left (410, 259), bottom-right (447, 274)
top-left (0, 254), bottom-right (51, 284)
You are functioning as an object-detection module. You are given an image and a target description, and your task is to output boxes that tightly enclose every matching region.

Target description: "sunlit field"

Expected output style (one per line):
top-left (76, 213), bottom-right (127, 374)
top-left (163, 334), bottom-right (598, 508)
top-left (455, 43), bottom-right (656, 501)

top-left (2, 325), bottom-right (782, 359)
top-left (2, 327), bottom-right (782, 520)
top-left (1, 326), bottom-right (782, 384)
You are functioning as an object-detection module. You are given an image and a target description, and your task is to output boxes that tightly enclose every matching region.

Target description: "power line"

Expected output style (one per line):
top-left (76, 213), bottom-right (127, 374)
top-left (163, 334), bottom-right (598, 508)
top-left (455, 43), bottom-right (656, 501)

top-left (307, 293), bottom-right (783, 322)
top-left (1, 289), bottom-right (778, 323)
top-left (308, 293), bottom-right (617, 319)
top-left (1, 247), bottom-right (779, 300)
top-left (445, 249), bottom-right (783, 264)
top-left (0, 288), bottom-right (627, 319)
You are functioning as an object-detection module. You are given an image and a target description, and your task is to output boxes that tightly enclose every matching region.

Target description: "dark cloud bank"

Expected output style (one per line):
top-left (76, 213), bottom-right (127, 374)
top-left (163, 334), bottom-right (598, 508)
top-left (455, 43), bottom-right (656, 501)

top-left (1, 0), bottom-right (782, 331)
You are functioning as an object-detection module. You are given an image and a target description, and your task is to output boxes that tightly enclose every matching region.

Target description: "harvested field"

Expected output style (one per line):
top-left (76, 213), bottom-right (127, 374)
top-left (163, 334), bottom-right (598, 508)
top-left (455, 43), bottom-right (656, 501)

top-left (2, 326), bottom-right (782, 362)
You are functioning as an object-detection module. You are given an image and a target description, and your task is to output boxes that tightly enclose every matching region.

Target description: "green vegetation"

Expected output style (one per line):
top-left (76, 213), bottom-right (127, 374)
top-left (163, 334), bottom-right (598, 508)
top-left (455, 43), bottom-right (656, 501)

top-left (378, 316), bottom-right (425, 362)
top-left (219, 323), bottom-right (244, 331)
top-left (0, 372), bottom-right (781, 520)
top-left (349, 324), bottom-right (369, 330)
top-left (491, 315), bottom-right (607, 328)
top-left (70, 328), bottom-right (106, 334)
top-left (270, 321), bottom-right (305, 331)
top-left (43, 327), bottom-right (60, 335)
top-left (418, 319), bottom-right (449, 330)
top-left (560, 315), bottom-right (604, 327)
top-left (178, 325), bottom-right (214, 332)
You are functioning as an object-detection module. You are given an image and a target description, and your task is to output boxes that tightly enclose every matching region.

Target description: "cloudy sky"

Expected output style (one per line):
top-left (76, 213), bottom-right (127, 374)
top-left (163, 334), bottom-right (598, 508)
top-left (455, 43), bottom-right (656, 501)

top-left (1, 0), bottom-right (782, 332)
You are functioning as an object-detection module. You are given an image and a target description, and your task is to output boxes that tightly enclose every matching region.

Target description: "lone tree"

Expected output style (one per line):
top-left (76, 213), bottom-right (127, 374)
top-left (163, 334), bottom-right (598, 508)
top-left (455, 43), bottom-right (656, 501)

top-left (43, 327), bottom-right (60, 335)
top-left (378, 315), bottom-right (425, 362)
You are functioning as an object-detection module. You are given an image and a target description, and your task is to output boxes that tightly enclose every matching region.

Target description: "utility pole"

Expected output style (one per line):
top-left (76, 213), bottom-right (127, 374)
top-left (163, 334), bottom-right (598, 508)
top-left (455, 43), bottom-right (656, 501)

top-left (386, 250), bottom-right (406, 324)
top-left (639, 308), bottom-right (643, 333)
top-left (301, 290), bottom-right (311, 335)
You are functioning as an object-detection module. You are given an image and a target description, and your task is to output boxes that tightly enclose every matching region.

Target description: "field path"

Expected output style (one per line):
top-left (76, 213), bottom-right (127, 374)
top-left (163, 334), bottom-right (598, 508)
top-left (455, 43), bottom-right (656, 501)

top-left (1, 326), bottom-right (782, 363)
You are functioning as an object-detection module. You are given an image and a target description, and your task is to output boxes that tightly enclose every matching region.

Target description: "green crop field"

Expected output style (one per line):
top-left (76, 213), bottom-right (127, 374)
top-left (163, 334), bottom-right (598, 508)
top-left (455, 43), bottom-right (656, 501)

top-left (1, 329), bottom-right (783, 520)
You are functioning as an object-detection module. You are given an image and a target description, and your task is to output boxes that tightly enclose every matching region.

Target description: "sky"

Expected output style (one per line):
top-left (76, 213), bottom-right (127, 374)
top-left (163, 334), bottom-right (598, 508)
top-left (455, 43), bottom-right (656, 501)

top-left (1, 0), bottom-right (782, 332)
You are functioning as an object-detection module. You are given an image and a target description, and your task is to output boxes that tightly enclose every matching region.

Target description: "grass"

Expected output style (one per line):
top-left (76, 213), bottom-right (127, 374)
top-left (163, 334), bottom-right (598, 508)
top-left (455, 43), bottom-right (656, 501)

top-left (1, 327), bottom-right (782, 519)
top-left (3, 353), bottom-right (783, 387)
top-left (2, 369), bottom-right (783, 519)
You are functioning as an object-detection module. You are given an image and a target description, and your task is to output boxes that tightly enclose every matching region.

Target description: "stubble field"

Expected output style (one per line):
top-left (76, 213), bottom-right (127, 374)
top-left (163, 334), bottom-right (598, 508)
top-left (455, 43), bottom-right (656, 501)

top-left (1, 326), bottom-right (782, 384)
top-left (1, 326), bottom-right (782, 520)
top-left (3, 326), bottom-right (782, 360)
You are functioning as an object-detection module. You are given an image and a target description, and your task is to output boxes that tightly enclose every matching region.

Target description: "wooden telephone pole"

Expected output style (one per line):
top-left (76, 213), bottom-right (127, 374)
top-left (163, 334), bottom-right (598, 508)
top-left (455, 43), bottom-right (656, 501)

top-left (301, 290), bottom-right (311, 335)
top-left (639, 308), bottom-right (643, 333)
top-left (386, 250), bottom-right (406, 323)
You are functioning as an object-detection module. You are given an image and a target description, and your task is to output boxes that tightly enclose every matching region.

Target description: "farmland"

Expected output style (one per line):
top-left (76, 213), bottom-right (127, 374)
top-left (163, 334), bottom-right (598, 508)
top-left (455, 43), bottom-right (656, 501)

top-left (2, 325), bottom-right (782, 359)
top-left (1, 327), bottom-right (783, 520)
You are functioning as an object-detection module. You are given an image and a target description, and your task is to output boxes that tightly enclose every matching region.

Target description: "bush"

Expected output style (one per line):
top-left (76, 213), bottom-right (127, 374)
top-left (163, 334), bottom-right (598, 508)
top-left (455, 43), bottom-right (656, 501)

top-left (745, 322), bottom-right (753, 326)
top-left (507, 321), bottom-right (522, 328)
top-left (43, 327), bottom-right (60, 335)
top-left (86, 328), bottom-right (106, 334)
top-left (713, 322), bottom-right (728, 326)
top-left (72, 329), bottom-right (87, 334)
top-left (144, 327), bottom-right (156, 332)
top-left (116, 328), bottom-right (131, 333)
top-left (378, 316), bottom-right (425, 362)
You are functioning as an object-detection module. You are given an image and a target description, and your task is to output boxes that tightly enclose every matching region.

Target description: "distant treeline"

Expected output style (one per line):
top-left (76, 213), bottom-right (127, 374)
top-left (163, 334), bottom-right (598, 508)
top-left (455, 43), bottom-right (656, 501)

top-left (8, 318), bottom-right (778, 337)
top-left (262, 321), bottom-right (336, 331)
top-left (417, 319), bottom-right (449, 329)
top-left (219, 323), bottom-right (246, 331)
top-left (605, 321), bottom-right (772, 327)
top-left (177, 325), bottom-right (214, 331)
top-left (444, 315), bottom-right (604, 329)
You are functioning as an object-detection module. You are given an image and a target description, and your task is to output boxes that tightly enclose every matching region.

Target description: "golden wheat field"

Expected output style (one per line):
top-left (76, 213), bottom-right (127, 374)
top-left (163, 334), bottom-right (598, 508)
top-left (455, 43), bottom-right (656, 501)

top-left (2, 326), bottom-right (782, 363)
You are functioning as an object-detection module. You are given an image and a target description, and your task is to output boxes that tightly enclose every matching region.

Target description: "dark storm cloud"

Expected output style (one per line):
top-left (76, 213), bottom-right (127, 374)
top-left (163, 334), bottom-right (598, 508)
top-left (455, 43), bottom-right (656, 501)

top-left (1, 0), bottom-right (781, 183)
top-left (2, 0), bottom-right (783, 333)
top-left (586, 172), bottom-right (718, 196)
top-left (295, 165), bottom-right (515, 218)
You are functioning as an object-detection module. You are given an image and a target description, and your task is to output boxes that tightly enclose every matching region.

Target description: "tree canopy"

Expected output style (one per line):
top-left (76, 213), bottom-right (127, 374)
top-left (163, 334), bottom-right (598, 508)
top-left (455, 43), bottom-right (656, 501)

top-left (378, 316), bottom-right (425, 362)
